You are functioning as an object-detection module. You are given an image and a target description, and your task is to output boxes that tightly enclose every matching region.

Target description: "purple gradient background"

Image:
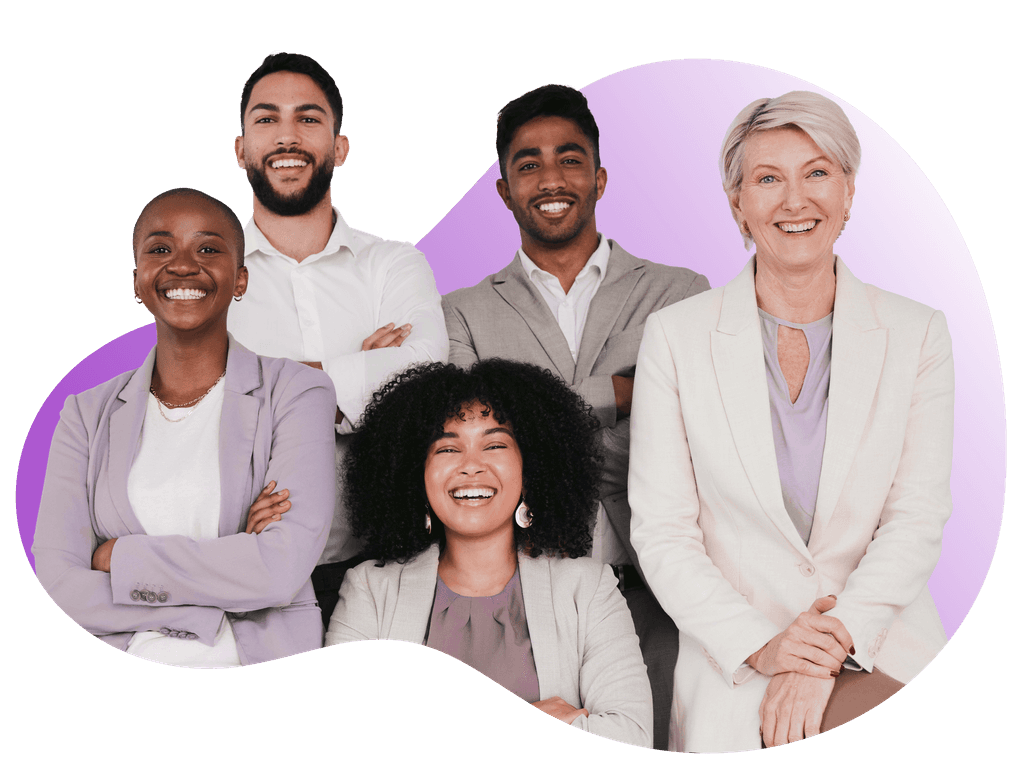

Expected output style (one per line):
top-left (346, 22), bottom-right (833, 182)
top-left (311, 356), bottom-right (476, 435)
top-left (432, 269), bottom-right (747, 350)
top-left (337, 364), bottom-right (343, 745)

top-left (16, 60), bottom-right (1003, 638)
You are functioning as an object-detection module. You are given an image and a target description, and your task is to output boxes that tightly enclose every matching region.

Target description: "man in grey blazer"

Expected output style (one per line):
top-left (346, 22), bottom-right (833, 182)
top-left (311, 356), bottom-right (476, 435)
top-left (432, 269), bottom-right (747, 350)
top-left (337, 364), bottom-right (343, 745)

top-left (442, 85), bottom-right (710, 749)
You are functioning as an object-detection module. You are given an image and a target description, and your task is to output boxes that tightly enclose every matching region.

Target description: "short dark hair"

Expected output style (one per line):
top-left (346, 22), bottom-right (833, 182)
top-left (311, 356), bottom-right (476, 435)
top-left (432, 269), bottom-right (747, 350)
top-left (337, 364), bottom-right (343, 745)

top-left (345, 359), bottom-right (603, 564)
top-left (240, 52), bottom-right (343, 135)
top-left (133, 188), bottom-right (245, 268)
top-left (496, 84), bottom-right (600, 180)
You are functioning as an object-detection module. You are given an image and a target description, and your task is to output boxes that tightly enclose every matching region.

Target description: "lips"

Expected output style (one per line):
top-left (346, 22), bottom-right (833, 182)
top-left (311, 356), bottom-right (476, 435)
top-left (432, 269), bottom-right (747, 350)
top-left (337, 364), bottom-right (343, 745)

top-left (777, 220), bottom-right (818, 233)
top-left (450, 486), bottom-right (497, 502)
top-left (161, 286), bottom-right (208, 300)
top-left (533, 196), bottom-right (576, 217)
top-left (264, 149), bottom-right (315, 171)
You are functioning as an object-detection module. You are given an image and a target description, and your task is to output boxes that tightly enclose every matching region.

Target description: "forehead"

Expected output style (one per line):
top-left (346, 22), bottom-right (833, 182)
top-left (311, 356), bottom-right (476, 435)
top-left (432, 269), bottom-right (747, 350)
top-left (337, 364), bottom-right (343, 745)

top-left (246, 71), bottom-right (330, 114)
top-left (137, 197), bottom-right (236, 242)
top-left (441, 401), bottom-right (509, 432)
top-left (509, 115), bottom-right (591, 154)
top-left (743, 127), bottom-right (833, 169)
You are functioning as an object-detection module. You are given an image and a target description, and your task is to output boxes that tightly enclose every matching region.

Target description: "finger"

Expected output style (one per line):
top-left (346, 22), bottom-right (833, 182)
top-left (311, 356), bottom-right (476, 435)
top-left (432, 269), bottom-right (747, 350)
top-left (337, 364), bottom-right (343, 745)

top-left (361, 323), bottom-right (396, 350)
top-left (761, 700), bottom-right (778, 748)
top-left (253, 512), bottom-right (283, 534)
top-left (804, 614), bottom-right (855, 654)
top-left (246, 499), bottom-right (291, 533)
top-left (247, 490), bottom-right (290, 519)
top-left (564, 707), bottom-right (588, 724)
top-left (366, 328), bottom-right (406, 349)
top-left (810, 595), bottom-right (837, 614)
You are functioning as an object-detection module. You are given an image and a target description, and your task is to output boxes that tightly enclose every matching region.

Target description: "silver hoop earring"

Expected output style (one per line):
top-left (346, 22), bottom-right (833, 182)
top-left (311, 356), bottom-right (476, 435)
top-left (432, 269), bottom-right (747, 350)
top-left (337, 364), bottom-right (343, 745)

top-left (514, 498), bottom-right (532, 529)
top-left (135, 295), bottom-right (143, 304)
top-left (233, 295), bottom-right (243, 302)
top-left (425, 511), bottom-right (432, 534)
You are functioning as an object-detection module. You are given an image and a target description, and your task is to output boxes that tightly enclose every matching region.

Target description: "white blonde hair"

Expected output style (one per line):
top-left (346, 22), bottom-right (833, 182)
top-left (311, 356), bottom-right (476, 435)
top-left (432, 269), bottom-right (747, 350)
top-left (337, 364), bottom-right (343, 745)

top-left (719, 91), bottom-right (861, 249)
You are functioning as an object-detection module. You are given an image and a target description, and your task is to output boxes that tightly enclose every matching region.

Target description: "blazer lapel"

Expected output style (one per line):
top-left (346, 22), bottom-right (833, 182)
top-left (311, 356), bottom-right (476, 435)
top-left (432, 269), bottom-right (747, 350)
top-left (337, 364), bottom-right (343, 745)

top-left (492, 257), bottom-right (577, 381)
top-left (105, 346), bottom-right (156, 535)
top-left (810, 258), bottom-right (887, 543)
top-left (574, 242), bottom-right (644, 381)
top-left (518, 554), bottom-right (560, 701)
top-left (711, 258), bottom-right (809, 556)
top-left (392, 546), bottom-right (442, 643)
top-left (218, 335), bottom-right (261, 537)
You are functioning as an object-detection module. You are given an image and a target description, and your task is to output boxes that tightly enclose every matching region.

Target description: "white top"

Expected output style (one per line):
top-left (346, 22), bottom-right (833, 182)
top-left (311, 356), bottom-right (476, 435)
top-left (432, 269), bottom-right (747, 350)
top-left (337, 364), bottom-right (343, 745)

top-left (519, 235), bottom-right (627, 567)
top-left (227, 210), bottom-right (448, 432)
top-left (125, 378), bottom-right (241, 667)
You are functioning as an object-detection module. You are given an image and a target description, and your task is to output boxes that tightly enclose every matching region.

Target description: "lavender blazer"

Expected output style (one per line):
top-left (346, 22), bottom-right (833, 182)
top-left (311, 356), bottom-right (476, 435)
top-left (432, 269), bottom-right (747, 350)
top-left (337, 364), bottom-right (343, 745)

top-left (32, 335), bottom-right (337, 665)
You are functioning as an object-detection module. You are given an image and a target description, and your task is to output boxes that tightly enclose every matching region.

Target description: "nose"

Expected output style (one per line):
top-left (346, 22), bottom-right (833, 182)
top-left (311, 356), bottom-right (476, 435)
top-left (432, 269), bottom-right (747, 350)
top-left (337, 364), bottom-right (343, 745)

top-left (782, 179), bottom-right (809, 212)
top-left (165, 248), bottom-right (200, 276)
top-left (537, 162), bottom-right (567, 193)
top-left (458, 451), bottom-right (485, 475)
top-left (274, 119), bottom-right (299, 148)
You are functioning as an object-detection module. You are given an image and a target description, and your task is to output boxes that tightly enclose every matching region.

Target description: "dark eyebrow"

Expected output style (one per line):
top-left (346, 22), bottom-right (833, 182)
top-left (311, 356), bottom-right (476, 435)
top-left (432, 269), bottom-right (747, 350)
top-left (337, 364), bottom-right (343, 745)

top-left (555, 142), bottom-right (588, 156)
top-left (510, 147), bottom-right (541, 164)
top-left (294, 103), bottom-right (328, 116)
top-left (247, 102), bottom-right (280, 115)
top-left (483, 427), bottom-right (514, 437)
top-left (195, 231), bottom-right (226, 238)
top-left (143, 230), bottom-right (173, 239)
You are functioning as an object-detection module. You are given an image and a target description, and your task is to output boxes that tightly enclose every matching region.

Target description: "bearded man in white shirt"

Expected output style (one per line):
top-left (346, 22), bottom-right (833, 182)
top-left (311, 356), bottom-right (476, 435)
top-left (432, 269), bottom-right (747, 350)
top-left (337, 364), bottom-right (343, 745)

top-left (442, 85), bottom-right (710, 749)
top-left (229, 52), bottom-right (447, 627)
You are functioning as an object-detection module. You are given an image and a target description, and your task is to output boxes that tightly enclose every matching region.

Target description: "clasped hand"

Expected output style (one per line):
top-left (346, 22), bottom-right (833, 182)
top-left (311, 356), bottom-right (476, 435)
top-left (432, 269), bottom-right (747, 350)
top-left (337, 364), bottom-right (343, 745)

top-left (747, 595), bottom-right (853, 679)
top-left (247, 480), bottom-right (291, 534)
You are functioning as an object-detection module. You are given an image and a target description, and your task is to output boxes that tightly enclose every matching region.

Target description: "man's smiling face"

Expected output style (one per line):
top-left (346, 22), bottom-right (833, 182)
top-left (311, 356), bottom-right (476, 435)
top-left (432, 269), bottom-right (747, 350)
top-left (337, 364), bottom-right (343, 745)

top-left (496, 115), bottom-right (606, 251)
top-left (235, 71), bottom-right (349, 216)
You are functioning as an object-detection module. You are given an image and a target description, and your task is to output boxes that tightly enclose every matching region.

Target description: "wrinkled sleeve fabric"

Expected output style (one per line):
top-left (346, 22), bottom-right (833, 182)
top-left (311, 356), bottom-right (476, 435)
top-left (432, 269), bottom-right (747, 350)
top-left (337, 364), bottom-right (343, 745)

top-left (109, 367), bottom-right (336, 613)
top-left (324, 563), bottom-right (380, 644)
top-left (571, 566), bottom-right (653, 747)
top-left (33, 394), bottom-right (225, 644)
top-left (629, 314), bottom-right (779, 686)
top-left (828, 310), bottom-right (954, 671)
top-left (324, 246), bottom-right (447, 430)
top-left (442, 295), bottom-right (479, 370)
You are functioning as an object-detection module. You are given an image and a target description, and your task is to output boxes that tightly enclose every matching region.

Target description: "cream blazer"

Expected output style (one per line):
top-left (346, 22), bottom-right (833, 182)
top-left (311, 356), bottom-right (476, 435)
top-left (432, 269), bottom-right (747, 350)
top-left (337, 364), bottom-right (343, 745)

top-left (628, 257), bottom-right (954, 752)
top-left (325, 545), bottom-right (653, 747)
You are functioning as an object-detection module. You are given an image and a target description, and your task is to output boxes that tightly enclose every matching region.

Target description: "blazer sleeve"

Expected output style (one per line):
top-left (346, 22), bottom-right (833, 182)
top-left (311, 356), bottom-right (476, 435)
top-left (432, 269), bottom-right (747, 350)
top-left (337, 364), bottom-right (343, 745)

top-left (828, 310), bottom-right (954, 670)
top-left (324, 562), bottom-right (380, 644)
top-left (442, 295), bottom-right (479, 369)
top-left (629, 314), bottom-right (779, 684)
top-left (571, 566), bottom-right (654, 748)
top-left (32, 395), bottom-right (225, 643)
top-left (108, 369), bottom-right (336, 613)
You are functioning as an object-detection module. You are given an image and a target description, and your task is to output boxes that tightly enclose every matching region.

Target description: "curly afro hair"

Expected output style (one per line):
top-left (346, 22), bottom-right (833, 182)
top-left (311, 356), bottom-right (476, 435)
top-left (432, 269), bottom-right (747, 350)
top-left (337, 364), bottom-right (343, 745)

top-left (345, 358), bottom-right (603, 564)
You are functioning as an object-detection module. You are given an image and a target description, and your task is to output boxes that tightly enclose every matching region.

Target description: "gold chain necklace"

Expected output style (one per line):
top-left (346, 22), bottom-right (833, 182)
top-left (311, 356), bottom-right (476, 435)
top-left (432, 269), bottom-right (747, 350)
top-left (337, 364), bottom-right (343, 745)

top-left (149, 371), bottom-right (226, 422)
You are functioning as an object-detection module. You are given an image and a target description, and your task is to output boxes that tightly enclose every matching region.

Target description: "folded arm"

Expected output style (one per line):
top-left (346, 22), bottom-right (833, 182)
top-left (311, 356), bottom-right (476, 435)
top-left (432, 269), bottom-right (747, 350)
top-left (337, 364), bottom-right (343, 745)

top-left (32, 394), bottom-right (224, 643)
top-left (325, 248), bottom-right (447, 429)
top-left (571, 566), bottom-right (653, 747)
top-left (109, 369), bottom-right (336, 613)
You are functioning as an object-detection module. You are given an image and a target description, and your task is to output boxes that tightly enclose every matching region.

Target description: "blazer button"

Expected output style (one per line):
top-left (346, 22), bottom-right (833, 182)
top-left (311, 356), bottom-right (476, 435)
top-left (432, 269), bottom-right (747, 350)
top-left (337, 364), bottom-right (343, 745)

top-left (130, 590), bottom-right (141, 602)
top-left (146, 591), bottom-right (157, 603)
top-left (169, 630), bottom-right (180, 638)
top-left (157, 592), bottom-right (169, 603)
top-left (159, 627), bottom-right (170, 635)
top-left (228, 611), bottom-right (248, 620)
top-left (798, 563), bottom-right (816, 577)
top-left (186, 633), bottom-right (198, 640)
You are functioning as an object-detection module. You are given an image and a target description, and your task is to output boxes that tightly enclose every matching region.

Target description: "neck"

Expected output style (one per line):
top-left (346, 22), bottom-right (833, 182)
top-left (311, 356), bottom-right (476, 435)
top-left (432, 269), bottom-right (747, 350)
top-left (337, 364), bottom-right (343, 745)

top-left (437, 529), bottom-right (517, 597)
top-left (754, 254), bottom-right (837, 323)
top-left (252, 193), bottom-right (335, 264)
top-left (521, 228), bottom-right (600, 294)
top-left (151, 322), bottom-right (230, 404)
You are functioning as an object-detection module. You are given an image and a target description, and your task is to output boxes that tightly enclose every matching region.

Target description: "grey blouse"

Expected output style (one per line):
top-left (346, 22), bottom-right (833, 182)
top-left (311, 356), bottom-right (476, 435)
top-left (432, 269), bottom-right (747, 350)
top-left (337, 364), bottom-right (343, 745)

top-left (758, 308), bottom-right (833, 544)
top-left (424, 568), bottom-right (541, 702)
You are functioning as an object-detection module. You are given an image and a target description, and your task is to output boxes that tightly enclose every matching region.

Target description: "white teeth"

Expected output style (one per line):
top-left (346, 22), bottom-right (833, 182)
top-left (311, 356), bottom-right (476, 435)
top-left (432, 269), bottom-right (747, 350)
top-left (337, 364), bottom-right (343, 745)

top-left (538, 202), bottom-right (570, 213)
top-left (778, 221), bottom-right (816, 233)
top-left (164, 288), bottom-right (207, 300)
top-left (452, 488), bottom-right (496, 500)
top-left (271, 158), bottom-right (308, 169)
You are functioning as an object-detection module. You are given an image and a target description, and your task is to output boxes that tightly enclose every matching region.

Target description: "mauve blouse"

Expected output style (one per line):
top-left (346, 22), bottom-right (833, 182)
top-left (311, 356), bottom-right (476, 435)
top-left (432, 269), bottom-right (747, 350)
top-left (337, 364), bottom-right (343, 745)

top-left (758, 308), bottom-right (834, 544)
top-left (425, 568), bottom-right (541, 702)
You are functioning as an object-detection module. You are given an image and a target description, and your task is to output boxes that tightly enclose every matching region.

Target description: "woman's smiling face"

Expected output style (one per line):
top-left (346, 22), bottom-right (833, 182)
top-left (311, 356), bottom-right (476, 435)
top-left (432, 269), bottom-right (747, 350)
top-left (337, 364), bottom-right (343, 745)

top-left (735, 127), bottom-right (855, 273)
top-left (133, 195), bottom-right (247, 335)
top-left (424, 401), bottom-right (524, 543)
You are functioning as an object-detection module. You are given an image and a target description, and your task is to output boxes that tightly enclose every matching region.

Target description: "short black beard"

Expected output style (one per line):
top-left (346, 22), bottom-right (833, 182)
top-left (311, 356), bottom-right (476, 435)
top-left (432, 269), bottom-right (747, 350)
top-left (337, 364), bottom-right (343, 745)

top-left (246, 157), bottom-right (334, 217)
top-left (512, 182), bottom-right (600, 245)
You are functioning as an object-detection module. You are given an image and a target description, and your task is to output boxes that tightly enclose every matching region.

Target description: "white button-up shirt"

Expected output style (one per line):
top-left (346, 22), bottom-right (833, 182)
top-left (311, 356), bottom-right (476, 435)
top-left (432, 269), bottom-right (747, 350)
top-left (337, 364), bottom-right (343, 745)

top-left (227, 211), bottom-right (448, 433)
top-left (518, 235), bottom-right (628, 567)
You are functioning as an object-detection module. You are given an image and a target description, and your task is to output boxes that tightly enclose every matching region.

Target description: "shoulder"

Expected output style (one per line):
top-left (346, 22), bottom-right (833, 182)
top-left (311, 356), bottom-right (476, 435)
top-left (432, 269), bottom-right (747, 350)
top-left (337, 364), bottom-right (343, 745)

top-left (61, 366), bottom-right (140, 434)
top-left (839, 260), bottom-right (947, 342)
top-left (253, 354), bottom-right (337, 413)
top-left (539, 554), bottom-right (610, 594)
top-left (348, 227), bottom-right (427, 267)
top-left (608, 241), bottom-right (710, 294)
top-left (649, 282), bottom-right (725, 331)
top-left (443, 271), bottom-right (504, 308)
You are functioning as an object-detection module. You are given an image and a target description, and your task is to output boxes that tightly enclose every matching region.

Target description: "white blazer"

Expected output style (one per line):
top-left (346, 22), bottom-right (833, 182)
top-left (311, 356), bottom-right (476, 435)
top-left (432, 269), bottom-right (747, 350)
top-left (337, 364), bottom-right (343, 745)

top-left (325, 545), bottom-right (653, 747)
top-left (628, 257), bottom-right (953, 752)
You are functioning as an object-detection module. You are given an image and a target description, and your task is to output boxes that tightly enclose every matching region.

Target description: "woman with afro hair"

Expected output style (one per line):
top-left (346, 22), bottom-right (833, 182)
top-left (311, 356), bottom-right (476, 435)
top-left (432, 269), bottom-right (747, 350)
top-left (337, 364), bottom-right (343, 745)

top-left (326, 359), bottom-right (652, 747)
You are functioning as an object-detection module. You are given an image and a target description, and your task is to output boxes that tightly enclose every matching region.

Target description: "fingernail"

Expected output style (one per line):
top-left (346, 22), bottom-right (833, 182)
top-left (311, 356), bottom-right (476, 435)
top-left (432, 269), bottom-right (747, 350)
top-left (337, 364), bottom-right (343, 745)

top-left (827, 594), bottom-right (837, 600)
top-left (830, 670), bottom-right (839, 677)
top-left (402, 324), bottom-right (412, 330)
top-left (849, 645), bottom-right (856, 655)
top-left (401, 330), bottom-right (410, 336)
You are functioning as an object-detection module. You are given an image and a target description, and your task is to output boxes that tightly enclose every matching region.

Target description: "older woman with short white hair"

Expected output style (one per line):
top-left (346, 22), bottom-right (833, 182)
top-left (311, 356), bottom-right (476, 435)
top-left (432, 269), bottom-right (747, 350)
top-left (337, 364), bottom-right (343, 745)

top-left (628, 91), bottom-right (953, 751)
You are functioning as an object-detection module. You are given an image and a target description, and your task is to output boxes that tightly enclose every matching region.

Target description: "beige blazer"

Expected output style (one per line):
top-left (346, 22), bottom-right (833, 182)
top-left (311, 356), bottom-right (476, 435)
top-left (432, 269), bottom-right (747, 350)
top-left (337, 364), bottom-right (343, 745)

top-left (628, 257), bottom-right (953, 752)
top-left (325, 545), bottom-right (653, 747)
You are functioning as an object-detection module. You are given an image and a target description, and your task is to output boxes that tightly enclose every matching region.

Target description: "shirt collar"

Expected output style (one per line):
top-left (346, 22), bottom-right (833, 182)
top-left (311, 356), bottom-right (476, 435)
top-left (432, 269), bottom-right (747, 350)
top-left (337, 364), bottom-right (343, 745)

top-left (518, 233), bottom-right (610, 284)
top-left (243, 207), bottom-right (357, 263)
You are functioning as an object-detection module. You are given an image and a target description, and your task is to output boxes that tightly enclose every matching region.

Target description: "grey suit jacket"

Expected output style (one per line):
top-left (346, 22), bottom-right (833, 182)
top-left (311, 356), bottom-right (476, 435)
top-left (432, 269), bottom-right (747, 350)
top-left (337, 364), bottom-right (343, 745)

top-left (443, 241), bottom-right (710, 570)
top-left (32, 335), bottom-right (337, 665)
top-left (325, 545), bottom-right (653, 747)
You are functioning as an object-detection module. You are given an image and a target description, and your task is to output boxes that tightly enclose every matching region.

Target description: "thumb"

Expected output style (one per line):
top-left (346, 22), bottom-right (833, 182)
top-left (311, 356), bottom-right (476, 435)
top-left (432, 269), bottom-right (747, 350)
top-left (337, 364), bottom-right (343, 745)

top-left (811, 594), bottom-right (838, 615)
